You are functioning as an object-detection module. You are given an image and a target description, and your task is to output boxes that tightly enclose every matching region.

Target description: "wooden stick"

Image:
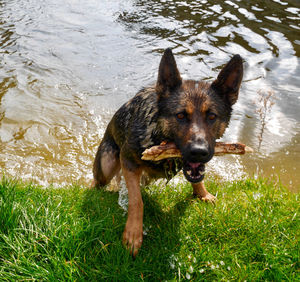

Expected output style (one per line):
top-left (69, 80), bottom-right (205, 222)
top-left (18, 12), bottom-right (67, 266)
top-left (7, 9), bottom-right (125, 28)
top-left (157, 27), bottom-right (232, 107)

top-left (142, 141), bottom-right (253, 161)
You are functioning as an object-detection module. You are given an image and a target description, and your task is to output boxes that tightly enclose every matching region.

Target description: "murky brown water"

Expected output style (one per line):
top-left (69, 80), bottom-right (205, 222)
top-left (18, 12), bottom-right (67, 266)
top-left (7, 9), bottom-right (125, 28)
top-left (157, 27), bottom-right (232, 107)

top-left (0, 0), bottom-right (299, 191)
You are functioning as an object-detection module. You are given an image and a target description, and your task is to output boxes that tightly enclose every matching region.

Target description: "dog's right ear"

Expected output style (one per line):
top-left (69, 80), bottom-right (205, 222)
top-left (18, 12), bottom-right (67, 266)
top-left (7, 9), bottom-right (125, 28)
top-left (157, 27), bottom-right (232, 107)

top-left (156, 48), bottom-right (182, 96)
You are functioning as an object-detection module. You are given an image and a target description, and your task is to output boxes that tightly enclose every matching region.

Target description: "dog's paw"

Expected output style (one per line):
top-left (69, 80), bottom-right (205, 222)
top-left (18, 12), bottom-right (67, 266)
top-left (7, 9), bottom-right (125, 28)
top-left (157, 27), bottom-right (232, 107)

top-left (201, 192), bottom-right (216, 203)
top-left (122, 224), bottom-right (143, 257)
top-left (202, 193), bottom-right (216, 203)
top-left (194, 192), bottom-right (216, 203)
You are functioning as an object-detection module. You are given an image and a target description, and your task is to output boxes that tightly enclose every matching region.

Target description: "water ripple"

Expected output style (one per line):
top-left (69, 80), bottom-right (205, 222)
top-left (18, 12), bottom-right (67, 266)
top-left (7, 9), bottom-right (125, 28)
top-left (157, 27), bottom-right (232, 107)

top-left (0, 0), bottom-right (299, 190)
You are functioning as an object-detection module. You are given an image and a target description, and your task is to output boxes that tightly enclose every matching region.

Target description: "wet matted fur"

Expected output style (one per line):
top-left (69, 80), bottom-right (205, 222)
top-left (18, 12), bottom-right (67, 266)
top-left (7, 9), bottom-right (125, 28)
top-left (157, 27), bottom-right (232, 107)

top-left (93, 48), bottom-right (243, 256)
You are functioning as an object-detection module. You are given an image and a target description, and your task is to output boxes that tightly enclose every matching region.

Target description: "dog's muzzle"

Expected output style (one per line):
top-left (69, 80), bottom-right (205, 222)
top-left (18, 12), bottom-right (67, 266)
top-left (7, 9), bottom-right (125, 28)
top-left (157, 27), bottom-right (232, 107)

top-left (181, 142), bottom-right (214, 183)
top-left (183, 161), bottom-right (205, 183)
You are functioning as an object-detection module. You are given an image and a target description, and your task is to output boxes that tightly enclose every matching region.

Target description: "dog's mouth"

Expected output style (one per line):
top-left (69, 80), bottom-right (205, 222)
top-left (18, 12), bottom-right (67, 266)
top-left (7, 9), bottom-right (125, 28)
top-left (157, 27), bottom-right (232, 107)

top-left (183, 161), bottom-right (205, 183)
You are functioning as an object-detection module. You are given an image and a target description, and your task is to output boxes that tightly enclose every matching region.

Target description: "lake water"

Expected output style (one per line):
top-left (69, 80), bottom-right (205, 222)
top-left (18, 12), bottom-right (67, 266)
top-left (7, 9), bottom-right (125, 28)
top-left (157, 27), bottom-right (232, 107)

top-left (0, 0), bottom-right (299, 191)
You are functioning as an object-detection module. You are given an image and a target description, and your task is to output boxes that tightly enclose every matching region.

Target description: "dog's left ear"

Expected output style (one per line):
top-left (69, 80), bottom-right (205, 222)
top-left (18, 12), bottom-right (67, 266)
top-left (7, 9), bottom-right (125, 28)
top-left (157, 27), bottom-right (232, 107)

top-left (211, 55), bottom-right (243, 105)
top-left (156, 48), bottom-right (182, 96)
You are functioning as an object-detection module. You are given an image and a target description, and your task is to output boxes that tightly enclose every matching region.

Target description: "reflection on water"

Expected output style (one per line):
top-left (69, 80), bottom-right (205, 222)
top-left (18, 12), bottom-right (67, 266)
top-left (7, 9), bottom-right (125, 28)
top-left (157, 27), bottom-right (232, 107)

top-left (0, 0), bottom-right (299, 190)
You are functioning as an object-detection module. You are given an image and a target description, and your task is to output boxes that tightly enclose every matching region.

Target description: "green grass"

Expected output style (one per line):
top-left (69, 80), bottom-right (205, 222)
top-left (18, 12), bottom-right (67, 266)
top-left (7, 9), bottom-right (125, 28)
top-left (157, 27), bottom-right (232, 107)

top-left (0, 176), bottom-right (298, 281)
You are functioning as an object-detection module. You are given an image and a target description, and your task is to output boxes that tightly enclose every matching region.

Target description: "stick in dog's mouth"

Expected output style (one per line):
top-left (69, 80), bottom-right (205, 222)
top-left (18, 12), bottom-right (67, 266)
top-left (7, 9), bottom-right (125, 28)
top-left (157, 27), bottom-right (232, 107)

top-left (141, 141), bottom-right (253, 183)
top-left (141, 141), bottom-right (253, 162)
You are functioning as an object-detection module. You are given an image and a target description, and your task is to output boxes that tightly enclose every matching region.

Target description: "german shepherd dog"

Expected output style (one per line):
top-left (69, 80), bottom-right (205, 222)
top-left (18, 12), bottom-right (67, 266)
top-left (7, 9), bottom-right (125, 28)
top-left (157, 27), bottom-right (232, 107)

top-left (93, 48), bottom-right (243, 256)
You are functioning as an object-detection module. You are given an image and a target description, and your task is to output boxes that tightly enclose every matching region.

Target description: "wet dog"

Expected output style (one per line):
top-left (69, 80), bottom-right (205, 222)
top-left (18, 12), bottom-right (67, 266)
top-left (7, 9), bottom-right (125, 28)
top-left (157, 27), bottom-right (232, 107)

top-left (93, 48), bottom-right (243, 256)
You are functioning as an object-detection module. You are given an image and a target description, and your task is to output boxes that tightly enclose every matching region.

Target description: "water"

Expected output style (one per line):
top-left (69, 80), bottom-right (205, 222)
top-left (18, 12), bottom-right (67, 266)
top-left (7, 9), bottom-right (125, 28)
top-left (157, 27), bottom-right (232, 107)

top-left (0, 0), bottom-right (299, 191)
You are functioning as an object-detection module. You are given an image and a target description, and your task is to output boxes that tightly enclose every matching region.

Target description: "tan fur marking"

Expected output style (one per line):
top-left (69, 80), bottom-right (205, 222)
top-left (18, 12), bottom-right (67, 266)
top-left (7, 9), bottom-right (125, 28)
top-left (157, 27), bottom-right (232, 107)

top-left (186, 101), bottom-right (195, 115)
top-left (218, 122), bottom-right (227, 137)
top-left (121, 164), bottom-right (143, 257)
top-left (192, 182), bottom-right (216, 202)
top-left (100, 152), bottom-right (120, 182)
top-left (200, 98), bottom-right (210, 113)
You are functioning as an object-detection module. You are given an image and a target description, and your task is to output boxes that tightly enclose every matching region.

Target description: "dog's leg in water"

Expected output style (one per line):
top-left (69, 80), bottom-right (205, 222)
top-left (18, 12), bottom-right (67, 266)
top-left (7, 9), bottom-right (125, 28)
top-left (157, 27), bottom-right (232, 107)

top-left (121, 160), bottom-right (143, 257)
top-left (192, 182), bottom-right (216, 202)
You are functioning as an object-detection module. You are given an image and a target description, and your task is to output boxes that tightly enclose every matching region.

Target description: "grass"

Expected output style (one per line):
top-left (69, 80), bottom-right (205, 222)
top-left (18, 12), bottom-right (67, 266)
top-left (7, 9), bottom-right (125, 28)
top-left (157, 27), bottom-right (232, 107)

top-left (0, 176), bottom-right (298, 281)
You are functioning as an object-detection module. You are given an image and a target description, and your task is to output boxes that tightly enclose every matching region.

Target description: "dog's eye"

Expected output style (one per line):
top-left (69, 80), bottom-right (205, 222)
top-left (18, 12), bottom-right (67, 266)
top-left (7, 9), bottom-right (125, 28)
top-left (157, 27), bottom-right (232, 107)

top-left (176, 112), bottom-right (186, 120)
top-left (207, 113), bottom-right (217, 121)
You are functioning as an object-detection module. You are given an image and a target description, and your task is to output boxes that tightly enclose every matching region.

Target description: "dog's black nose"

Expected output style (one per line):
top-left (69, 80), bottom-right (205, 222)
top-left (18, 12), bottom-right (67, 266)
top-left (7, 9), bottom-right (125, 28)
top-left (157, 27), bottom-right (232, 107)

top-left (189, 144), bottom-right (209, 160)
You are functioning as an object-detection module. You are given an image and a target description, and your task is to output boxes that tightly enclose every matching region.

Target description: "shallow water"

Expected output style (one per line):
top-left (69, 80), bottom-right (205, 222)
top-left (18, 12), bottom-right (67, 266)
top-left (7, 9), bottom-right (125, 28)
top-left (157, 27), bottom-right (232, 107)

top-left (0, 0), bottom-right (299, 191)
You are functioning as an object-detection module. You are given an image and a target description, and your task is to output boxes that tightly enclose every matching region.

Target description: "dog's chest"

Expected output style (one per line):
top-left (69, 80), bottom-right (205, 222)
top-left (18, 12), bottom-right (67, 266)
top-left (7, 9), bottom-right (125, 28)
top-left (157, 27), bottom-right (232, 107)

top-left (144, 158), bottom-right (183, 180)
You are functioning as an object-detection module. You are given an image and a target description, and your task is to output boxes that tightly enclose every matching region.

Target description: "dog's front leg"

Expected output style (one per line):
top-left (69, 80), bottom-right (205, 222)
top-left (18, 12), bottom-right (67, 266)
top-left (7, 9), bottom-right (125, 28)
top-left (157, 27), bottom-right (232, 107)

top-left (121, 159), bottom-right (143, 257)
top-left (192, 181), bottom-right (216, 202)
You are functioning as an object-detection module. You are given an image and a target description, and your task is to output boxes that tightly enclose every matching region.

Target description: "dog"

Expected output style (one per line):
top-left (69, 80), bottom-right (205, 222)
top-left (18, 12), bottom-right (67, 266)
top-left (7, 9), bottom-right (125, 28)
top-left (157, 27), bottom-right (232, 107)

top-left (93, 48), bottom-right (243, 256)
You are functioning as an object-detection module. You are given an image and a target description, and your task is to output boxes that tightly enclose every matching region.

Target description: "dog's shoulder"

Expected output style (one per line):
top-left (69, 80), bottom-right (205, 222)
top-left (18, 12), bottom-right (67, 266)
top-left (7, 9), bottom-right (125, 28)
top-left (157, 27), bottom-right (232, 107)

top-left (112, 85), bottom-right (162, 151)
top-left (116, 85), bottom-right (155, 111)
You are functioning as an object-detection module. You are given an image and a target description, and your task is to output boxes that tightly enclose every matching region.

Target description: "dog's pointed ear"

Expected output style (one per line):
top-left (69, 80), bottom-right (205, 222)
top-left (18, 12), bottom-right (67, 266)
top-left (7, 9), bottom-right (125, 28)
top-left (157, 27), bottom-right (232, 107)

top-left (156, 48), bottom-right (182, 95)
top-left (211, 55), bottom-right (243, 105)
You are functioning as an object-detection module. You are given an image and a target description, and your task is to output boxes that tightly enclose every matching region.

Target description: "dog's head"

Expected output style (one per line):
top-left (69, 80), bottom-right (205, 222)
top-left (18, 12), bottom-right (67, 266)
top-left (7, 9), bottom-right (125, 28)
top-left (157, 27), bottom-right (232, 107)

top-left (156, 48), bottom-right (243, 183)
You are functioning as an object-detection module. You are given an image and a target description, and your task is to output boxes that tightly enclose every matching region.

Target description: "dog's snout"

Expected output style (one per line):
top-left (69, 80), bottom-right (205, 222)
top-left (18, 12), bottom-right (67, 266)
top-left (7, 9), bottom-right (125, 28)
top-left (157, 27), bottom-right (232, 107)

top-left (183, 139), bottom-right (214, 163)
top-left (190, 144), bottom-right (209, 159)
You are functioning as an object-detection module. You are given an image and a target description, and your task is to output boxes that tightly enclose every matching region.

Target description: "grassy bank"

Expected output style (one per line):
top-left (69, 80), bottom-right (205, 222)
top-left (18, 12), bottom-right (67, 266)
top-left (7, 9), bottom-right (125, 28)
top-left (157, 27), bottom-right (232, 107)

top-left (0, 177), bottom-right (298, 281)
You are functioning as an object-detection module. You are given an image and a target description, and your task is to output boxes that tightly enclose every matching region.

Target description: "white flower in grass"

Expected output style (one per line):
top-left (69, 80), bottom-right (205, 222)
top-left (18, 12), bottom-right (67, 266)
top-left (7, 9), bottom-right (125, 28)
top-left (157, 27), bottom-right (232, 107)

top-left (169, 254), bottom-right (177, 269)
top-left (253, 192), bottom-right (262, 200)
top-left (188, 265), bottom-right (194, 273)
top-left (227, 266), bottom-right (231, 271)
top-left (220, 260), bottom-right (225, 266)
top-left (199, 269), bottom-right (205, 274)
top-left (186, 273), bottom-right (191, 280)
top-left (211, 265), bottom-right (216, 270)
